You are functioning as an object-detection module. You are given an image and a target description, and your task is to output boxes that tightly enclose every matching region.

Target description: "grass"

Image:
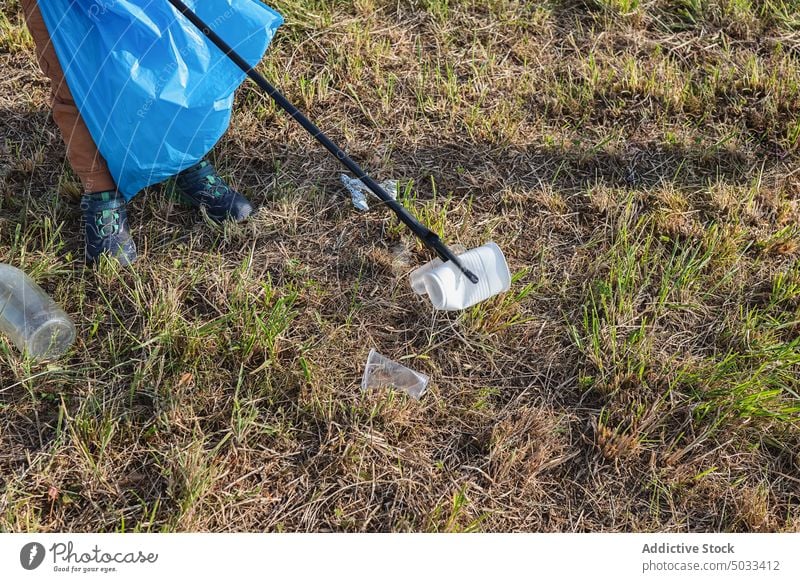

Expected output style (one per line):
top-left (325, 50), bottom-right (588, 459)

top-left (1, 0), bottom-right (799, 532)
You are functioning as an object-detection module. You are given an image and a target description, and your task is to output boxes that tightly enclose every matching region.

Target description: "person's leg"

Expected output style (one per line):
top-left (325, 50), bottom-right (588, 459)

top-left (23, 0), bottom-right (249, 240)
top-left (21, 0), bottom-right (116, 193)
top-left (21, 0), bottom-right (136, 265)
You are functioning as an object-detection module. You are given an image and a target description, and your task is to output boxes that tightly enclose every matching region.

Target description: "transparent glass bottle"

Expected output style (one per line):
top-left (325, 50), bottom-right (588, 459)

top-left (0, 263), bottom-right (76, 360)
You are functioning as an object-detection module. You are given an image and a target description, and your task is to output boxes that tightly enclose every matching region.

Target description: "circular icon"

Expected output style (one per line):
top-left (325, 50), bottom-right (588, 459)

top-left (20, 542), bottom-right (46, 570)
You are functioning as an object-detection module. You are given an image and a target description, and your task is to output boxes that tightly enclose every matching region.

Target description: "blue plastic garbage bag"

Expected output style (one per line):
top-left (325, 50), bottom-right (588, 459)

top-left (37, 0), bottom-right (283, 200)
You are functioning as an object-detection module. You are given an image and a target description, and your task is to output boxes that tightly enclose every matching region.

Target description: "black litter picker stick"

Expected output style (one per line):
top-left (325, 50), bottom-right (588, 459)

top-left (166, 0), bottom-right (479, 284)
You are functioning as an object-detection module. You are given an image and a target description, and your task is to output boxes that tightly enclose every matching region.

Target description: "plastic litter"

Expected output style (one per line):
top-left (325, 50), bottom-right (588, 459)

top-left (361, 349), bottom-right (430, 400)
top-left (0, 264), bottom-right (76, 360)
top-left (36, 0), bottom-right (283, 200)
top-left (341, 175), bottom-right (398, 211)
top-left (389, 242), bottom-right (414, 276)
top-left (410, 242), bottom-right (511, 311)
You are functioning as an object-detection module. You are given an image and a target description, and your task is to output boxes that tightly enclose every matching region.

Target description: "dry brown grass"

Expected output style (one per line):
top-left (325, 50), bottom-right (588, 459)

top-left (1, 0), bottom-right (800, 532)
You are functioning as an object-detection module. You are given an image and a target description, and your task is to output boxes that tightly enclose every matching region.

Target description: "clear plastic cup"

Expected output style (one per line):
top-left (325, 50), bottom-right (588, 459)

top-left (0, 264), bottom-right (76, 360)
top-left (361, 348), bottom-right (430, 400)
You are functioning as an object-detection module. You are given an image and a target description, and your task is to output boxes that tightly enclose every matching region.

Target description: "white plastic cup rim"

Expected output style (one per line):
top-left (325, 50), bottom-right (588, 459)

top-left (411, 242), bottom-right (511, 311)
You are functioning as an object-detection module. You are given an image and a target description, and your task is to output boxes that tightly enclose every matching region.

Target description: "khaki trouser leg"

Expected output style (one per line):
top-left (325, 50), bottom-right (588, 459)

top-left (21, 0), bottom-right (117, 193)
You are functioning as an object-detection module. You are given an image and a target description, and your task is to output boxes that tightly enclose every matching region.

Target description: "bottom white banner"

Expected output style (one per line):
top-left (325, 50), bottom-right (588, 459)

top-left (0, 533), bottom-right (797, 581)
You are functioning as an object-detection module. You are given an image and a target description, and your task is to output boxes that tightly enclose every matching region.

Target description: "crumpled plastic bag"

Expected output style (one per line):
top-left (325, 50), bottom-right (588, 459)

top-left (340, 174), bottom-right (398, 211)
top-left (37, 0), bottom-right (283, 200)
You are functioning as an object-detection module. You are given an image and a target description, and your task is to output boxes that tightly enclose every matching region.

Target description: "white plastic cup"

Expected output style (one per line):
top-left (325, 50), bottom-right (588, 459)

top-left (409, 242), bottom-right (511, 311)
top-left (361, 348), bottom-right (430, 400)
top-left (0, 264), bottom-right (76, 360)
